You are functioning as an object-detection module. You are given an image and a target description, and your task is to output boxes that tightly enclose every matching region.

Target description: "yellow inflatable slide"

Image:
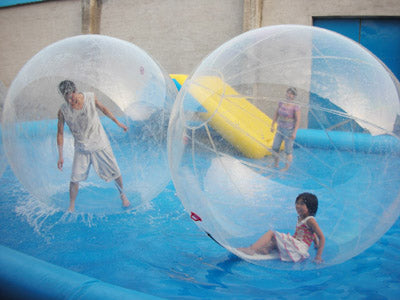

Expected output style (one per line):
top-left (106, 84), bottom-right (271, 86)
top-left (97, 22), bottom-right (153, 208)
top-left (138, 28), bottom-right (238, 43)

top-left (170, 74), bottom-right (277, 159)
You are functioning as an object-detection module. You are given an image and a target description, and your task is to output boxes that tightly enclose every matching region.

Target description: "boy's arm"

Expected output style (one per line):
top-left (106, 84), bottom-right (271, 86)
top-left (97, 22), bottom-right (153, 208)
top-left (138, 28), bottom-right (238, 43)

top-left (57, 110), bottom-right (64, 170)
top-left (95, 97), bottom-right (128, 131)
top-left (308, 218), bottom-right (325, 263)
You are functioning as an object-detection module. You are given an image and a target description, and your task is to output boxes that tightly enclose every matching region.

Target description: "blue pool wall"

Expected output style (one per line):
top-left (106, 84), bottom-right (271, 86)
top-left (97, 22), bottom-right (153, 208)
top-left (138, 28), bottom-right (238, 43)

top-left (0, 245), bottom-right (161, 300)
top-left (296, 129), bottom-right (400, 154)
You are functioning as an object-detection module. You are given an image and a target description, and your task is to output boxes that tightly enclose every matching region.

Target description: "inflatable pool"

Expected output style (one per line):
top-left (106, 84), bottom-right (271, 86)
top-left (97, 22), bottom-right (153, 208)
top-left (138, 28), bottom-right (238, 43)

top-left (1, 73), bottom-right (400, 298)
top-left (0, 126), bottom-right (399, 298)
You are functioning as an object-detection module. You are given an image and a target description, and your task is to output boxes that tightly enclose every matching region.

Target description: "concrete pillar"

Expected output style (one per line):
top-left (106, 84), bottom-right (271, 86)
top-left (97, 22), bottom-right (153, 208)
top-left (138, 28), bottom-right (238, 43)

top-left (243, 0), bottom-right (264, 105)
top-left (243, 0), bottom-right (263, 32)
top-left (82, 0), bottom-right (102, 34)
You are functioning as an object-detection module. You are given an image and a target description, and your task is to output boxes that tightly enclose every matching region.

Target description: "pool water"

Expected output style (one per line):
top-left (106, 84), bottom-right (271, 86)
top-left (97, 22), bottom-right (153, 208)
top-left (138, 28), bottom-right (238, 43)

top-left (0, 163), bottom-right (399, 299)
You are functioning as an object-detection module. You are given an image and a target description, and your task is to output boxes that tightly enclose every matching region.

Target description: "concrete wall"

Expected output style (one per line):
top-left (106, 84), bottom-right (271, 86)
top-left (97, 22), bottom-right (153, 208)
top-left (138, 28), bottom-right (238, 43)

top-left (1, 0), bottom-right (400, 88)
top-left (0, 0), bottom-right (244, 87)
top-left (0, 0), bottom-right (81, 87)
top-left (100, 0), bottom-right (244, 75)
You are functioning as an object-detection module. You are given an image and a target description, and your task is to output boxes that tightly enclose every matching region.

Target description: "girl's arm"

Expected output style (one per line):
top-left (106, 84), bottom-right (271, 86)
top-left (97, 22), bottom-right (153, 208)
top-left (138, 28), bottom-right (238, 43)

top-left (292, 108), bottom-right (300, 139)
top-left (95, 97), bottom-right (128, 131)
top-left (307, 217), bottom-right (325, 263)
top-left (313, 233), bottom-right (319, 248)
top-left (271, 108), bottom-right (279, 133)
top-left (57, 110), bottom-right (64, 170)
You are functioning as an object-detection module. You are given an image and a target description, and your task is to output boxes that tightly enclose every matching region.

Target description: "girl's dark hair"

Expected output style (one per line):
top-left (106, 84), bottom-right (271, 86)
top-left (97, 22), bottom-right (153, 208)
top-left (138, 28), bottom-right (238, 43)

top-left (296, 192), bottom-right (318, 216)
top-left (287, 87), bottom-right (297, 96)
top-left (58, 80), bottom-right (76, 96)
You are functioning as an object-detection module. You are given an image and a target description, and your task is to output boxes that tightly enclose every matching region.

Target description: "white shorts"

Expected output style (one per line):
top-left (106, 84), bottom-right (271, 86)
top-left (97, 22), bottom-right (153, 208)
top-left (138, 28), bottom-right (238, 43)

top-left (273, 231), bottom-right (310, 262)
top-left (71, 146), bottom-right (121, 183)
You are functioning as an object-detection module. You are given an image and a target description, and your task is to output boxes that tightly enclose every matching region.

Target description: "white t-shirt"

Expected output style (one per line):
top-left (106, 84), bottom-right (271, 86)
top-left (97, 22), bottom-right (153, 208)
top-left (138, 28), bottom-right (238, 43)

top-left (61, 92), bottom-right (110, 153)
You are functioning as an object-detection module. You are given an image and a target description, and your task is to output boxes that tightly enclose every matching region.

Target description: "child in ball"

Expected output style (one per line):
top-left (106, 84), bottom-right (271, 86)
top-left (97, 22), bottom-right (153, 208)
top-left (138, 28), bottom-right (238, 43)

top-left (270, 87), bottom-right (301, 171)
top-left (56, 80), bottom-right (130, 212)
top-left (239, 192), bottom-right (325, 263)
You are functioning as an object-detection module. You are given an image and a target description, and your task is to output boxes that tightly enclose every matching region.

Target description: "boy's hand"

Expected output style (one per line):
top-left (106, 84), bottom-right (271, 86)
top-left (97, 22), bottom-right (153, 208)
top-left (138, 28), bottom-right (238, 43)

top-left (118, 122), bottom-right (128, 132)
top-left (57, 158), bottom-right (63, 171)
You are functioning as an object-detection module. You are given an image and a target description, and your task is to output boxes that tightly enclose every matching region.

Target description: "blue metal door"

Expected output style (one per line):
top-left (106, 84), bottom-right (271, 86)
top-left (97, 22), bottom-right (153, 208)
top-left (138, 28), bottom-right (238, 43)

top-left (308, 18), bottom-right (400, 132)
top-left (314, 18), bottom-right (400, 80)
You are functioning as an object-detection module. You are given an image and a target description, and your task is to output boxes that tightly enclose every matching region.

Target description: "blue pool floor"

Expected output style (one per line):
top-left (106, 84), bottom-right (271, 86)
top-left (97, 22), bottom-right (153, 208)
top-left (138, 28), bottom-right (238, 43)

top-left (0, 163), bottom-right (399, 299)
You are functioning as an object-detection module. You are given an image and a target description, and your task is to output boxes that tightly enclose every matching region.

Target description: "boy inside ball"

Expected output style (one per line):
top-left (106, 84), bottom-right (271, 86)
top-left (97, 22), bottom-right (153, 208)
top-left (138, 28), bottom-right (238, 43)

top-left (56, 80), bottom-right (130, 212)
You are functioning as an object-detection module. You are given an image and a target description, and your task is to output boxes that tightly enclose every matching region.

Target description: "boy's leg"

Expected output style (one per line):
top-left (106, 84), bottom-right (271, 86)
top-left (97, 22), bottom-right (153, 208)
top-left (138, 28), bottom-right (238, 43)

top-left (69, 181), bottom-right (79, 212)
top-left (69, 150), bottom-right (90, 211)
top-left (115, 176), bottom-right (130, 207)
top-left (90, 147), bottom-right (130, 208)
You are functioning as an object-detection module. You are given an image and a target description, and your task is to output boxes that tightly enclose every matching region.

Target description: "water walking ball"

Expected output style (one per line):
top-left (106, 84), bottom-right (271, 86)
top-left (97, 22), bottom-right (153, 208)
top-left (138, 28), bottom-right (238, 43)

top-left (168, 25), bottom-right (400, 269)
top-left (2, 35), bottom-right (177, 214)
top-left (0, 81), bottom-right (8, 178)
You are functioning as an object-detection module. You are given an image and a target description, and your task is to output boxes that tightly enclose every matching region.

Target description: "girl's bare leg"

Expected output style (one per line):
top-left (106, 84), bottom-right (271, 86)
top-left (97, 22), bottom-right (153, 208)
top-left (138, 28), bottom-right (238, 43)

top-left (273, 155), bottom-right (280, 168)
top-left (239, 230), bottom-right (277, 255)
top-left (281, 154), bottom-right (292, 172)
top-left (115, 176), bottom-right (130, 207)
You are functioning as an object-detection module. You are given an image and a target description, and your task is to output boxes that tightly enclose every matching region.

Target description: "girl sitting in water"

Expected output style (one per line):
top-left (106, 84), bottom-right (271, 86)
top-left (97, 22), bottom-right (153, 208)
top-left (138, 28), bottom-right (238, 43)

top-left (239, 192), bottom-right (325, 263)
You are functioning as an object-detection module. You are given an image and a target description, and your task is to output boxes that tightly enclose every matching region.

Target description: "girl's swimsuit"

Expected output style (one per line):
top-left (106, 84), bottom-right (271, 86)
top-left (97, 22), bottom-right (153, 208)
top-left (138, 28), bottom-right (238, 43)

top-left (273, 216), bottom-right (314, 262)
top-left (277, 101), bottom-right (300, 130)
top-left (272, 101), bottom-right (300, 154)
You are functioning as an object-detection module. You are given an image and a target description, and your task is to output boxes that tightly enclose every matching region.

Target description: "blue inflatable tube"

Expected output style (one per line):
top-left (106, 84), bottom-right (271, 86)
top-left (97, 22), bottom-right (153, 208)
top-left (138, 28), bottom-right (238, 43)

top-left (0, 245), bottom-right (161, 300)
top-left (296, 128), bottom-right (400, 154)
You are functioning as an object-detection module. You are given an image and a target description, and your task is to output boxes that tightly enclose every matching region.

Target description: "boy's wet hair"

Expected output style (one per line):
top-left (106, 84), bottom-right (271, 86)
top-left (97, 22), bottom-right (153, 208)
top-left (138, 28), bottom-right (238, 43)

top-left (287, 87), bottom-right (297, 96)
top-left (296, 192), bottom-right (318, 216)
top-left (59, 80), bottom-right (76, 96)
